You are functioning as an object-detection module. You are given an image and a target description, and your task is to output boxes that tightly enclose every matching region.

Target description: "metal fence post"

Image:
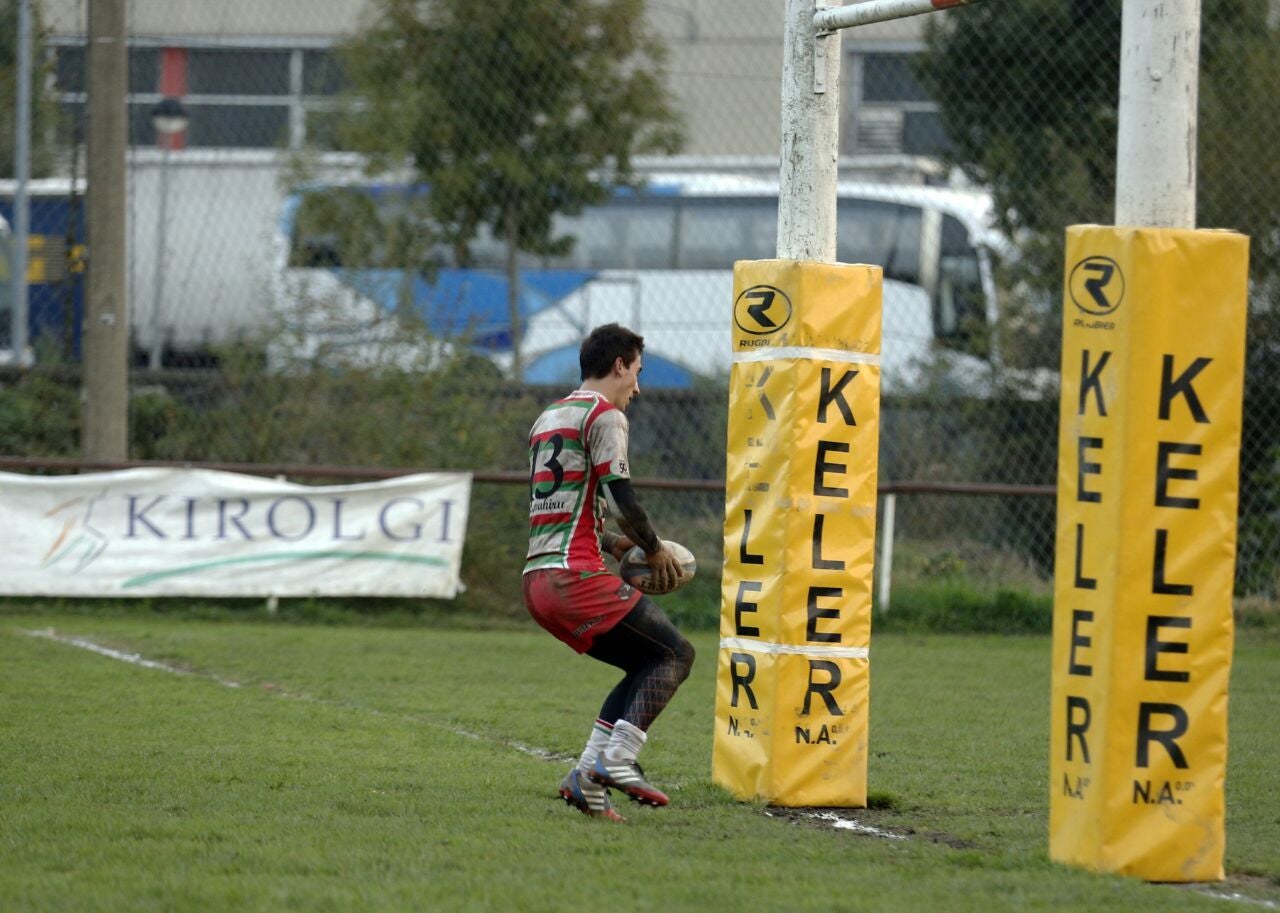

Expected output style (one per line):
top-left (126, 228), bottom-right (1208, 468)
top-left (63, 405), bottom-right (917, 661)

top-left (10, 0), bottom-right (33, 364)
top-left (877, 492), bottom-right (896, 612)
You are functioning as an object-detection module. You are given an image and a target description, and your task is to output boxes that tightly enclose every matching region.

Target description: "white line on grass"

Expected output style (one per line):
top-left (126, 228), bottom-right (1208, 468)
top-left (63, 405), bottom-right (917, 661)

top-left (24, 627), bottom-right (245, 688)
top-left (807, 811), bottom-right (909, 840)
top-left (1188, 888), bottom-right (1280, 910)
top-left (764, 809), bottom-right (908, 842)
top-left (21, 627), bottom-right (573, 764)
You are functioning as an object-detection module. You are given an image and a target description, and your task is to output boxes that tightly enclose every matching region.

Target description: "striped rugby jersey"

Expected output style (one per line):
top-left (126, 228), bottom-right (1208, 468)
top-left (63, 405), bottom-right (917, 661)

top-left (525, 390), bottom-right (631, 573)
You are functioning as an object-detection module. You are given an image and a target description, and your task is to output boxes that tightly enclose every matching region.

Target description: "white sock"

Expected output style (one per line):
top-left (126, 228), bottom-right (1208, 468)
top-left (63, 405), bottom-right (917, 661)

top-left (603, 718), bottom-right (647, 764)
top-left (577, 719), bottom-right (613, 773)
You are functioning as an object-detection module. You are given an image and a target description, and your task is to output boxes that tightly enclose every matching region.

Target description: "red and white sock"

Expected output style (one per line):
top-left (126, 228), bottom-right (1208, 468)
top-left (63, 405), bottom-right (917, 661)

top-left (603, 718), bottom-right (647, 764)
top-left (577, 719), bottom-right (614, 773)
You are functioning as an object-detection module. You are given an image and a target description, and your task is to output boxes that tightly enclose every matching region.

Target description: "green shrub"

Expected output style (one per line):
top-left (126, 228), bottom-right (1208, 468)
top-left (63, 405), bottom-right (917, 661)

top-left (875, 581), bottom-right (1052, 634)
top-left (0, 369), bottom-right (80, 456)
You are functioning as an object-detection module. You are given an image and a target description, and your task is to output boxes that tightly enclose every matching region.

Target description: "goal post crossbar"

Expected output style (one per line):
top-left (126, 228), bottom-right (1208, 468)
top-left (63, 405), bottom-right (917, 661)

top-left (814, 0), bottom-right (980, 33)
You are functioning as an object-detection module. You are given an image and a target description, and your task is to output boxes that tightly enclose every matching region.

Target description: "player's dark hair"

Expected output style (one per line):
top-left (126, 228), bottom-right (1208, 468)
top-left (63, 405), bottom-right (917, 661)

top-left (580, 323), bottom-right (645, 380)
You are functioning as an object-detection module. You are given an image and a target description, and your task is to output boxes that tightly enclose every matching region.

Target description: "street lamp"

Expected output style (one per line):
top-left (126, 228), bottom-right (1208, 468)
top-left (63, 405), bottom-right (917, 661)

top-left (148, 96), bottom-right (188, 370)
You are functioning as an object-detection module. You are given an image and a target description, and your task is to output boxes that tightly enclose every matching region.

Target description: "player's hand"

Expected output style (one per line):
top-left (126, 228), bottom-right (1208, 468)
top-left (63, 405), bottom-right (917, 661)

top-left (642, 544), bottom-right (682, 594)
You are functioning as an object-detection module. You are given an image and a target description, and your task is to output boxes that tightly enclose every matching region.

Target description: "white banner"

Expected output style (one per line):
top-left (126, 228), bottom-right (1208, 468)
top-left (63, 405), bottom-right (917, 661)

top-left (0, 468), bottom-right (471, 597)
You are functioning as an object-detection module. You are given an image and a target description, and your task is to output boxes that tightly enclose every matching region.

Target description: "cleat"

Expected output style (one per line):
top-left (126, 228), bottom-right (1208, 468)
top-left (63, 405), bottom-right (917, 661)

top-left (559, 768), bottom-right (625, 822)
top-left (588, 755), bottom-right (669, 807)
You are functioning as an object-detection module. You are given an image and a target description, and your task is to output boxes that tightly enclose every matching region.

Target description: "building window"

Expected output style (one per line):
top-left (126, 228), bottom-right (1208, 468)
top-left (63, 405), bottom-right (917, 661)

top-left (188, 49), bottom-right (292, 96)
top-left (51, 41), bottom-right (349, 151)
top-left (53, 46), bottom-right (158, 94)
top-left (303, 50), bottom-right (349, 96)
top-left (846, 49), bottom-right (948, 158)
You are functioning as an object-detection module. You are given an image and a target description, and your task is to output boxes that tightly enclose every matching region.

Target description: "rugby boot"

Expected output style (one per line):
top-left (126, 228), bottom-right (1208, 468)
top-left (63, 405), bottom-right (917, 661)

top-left (588, 755), bottom-right (669, 807)
top-left (559, 768), bottom-right (625, 822)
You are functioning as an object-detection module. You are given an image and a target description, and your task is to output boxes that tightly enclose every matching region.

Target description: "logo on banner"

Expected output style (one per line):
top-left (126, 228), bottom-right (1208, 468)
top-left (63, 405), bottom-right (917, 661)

top-left (735, 285), bottom-right (793, 335)
top-left (1069, 256), bottom-right (1125, 317)
top-left (41, 490), bottom-right (110, 573)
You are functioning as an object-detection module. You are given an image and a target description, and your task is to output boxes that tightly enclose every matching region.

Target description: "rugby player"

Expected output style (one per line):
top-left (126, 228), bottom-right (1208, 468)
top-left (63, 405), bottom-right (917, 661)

top-left (523, 323), bottom-right (696, 821)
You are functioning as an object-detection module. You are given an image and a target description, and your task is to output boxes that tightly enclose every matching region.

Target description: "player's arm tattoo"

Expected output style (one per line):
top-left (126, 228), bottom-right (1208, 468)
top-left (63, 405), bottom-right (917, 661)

top-left (603, 478), bottom-right (662, 555)
top-left (600, 529), bottom-right (627, 557)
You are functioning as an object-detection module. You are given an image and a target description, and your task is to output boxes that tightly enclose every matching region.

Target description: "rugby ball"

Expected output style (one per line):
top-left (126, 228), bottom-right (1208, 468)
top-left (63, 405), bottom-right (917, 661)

top-left (619, 540), bottom-right (697, 595)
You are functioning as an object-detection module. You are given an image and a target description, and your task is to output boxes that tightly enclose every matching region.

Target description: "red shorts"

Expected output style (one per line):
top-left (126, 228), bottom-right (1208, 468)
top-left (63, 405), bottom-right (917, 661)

top-left (523, 568), bottom-right (643, 653)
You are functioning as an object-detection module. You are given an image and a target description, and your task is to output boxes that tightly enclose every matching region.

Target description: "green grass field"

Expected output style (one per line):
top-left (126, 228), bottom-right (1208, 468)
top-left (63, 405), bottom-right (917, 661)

top-left (2, 610), bottom-right (1277, 912)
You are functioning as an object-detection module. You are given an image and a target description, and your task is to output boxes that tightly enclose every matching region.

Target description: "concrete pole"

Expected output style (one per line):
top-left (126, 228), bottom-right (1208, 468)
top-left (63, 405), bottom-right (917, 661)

top-left (777, 0), bottom-right (842, 261)
top-left (10, 0), bottom-right (32, 364)
top-left (1114, 0), bottom-right (1201, 228)
top-left (84, 0), bottom-right (130, 460)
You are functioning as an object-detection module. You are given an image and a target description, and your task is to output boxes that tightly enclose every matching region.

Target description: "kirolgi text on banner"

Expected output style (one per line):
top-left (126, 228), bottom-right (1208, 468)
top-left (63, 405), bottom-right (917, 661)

top-left (0, 467), bottom-right (471, 598)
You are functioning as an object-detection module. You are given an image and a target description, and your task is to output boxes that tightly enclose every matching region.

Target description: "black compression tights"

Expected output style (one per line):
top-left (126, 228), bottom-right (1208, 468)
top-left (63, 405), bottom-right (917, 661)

top-left (586, 596), bottom-right (696, 732)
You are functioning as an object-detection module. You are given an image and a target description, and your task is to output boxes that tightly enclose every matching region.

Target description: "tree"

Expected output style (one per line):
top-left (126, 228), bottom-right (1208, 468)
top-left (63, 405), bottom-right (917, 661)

top-left (1, 0), bottom-right (56, 179)
top-left (338, 0), bottom-right (684, 380)
top-left (917, 0), bottom-right (1280, 594)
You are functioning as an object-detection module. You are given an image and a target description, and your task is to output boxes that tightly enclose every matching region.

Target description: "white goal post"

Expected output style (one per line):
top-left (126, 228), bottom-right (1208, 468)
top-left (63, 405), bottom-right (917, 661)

top-left (776, 0), bottom-right (984, 261)
top-left (815, 0), bottom-right (980, 33)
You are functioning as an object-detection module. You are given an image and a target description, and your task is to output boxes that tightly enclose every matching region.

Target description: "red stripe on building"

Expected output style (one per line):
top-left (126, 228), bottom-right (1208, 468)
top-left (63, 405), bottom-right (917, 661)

top-left (158, 47), bottom-right (189, 150)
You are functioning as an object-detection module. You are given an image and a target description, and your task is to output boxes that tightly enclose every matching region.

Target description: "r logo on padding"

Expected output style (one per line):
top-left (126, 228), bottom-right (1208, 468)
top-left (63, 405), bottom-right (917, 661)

top-left (735, 285), bottom-right (793, 335)
top-left (1069, 256), bottom-right (1125, 316)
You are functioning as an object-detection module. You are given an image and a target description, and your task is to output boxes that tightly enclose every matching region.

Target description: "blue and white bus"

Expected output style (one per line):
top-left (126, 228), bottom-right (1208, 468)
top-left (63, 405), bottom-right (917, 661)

top-left (273, 172), bottom-right (1004, 391)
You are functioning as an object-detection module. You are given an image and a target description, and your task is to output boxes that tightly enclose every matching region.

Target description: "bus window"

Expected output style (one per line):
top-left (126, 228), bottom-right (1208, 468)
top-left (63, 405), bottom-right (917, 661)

top-left (618, 202), bottom-right (678, 270)
top-left (836, 198), bottom-right (921, 286)
top-left (935, 213), bottom-right (989, 358)
top-left (548, 201), bottom-right (676, 270)
top-left (676, 198), bottom-right (775, 269)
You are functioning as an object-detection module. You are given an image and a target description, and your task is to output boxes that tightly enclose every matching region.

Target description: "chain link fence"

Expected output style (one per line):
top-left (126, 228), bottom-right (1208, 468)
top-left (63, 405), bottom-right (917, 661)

top-left (2, 0), bottom-right (1278, 608)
